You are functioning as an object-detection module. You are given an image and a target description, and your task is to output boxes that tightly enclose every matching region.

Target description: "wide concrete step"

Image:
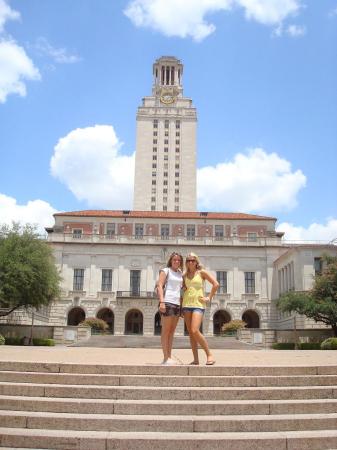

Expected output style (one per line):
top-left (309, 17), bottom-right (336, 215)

top-left (1, 381), bottom-right (336, 400)
top-left (1, 428), bottom-right (337, 450)
top-left (2, 410), bottom-right (337, 433)
top-left (1, 361), bottom-right (336, 376)
top-left (2, 396), bottom-right (337, 415)
top-left (1, 370), bottom-right (337, 387)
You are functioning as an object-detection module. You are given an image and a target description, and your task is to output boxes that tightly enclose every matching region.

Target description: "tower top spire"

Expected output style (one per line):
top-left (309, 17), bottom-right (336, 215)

top-left (152, 56), bottom-right (183, 95)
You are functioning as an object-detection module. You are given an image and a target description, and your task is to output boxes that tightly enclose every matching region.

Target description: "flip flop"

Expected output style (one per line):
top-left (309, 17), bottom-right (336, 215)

top-left (206, 360), bottom-right (216, 366)
top-left (189, 361), bottom-right (199, 365)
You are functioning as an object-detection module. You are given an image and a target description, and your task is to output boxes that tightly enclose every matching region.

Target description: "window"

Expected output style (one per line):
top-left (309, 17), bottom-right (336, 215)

top-left (164, 139), bottom-right (168, 145)
top-left (153, 120), bottom-right (158, 128)
top-left (176, 120), bottom-right (180, 129)
top-left (175, 172), bottom-right (179, 177)
top-left (175, 164), bottom-right (179, 169)
top-left (153, 155), bottom-right (157, 160)
top-left (151, 196), bottom-right (156, 202)
top-left (248, 232), bottom-right (257, 242)
top-left (72, 229), bottom-right (82, 239)
top-left (174, 206), bottom-right (179, 212)
top-left (187, 224), bottom-right (195, 240)
top-left (130, 270), bottom-right (141, 296)
top-left (245, 272), bottom-right (255, 294)
top-left (175, 197), bottom-right (179, 202)
top-left (165, 120), bottom-right (169, 129)
top-left (106, 223), bottom-right (115, 237)
top-left (163, 180), bottom-right (168, 185)
top-left (153, 139), bottom-right (157, 144)
top-left (101, 269), bottom-right (112, 291)
top-left (175, 180), bottom-right (179, 185)
top-left (153, 131), bottom-right (157, 136)
top-left (164, 148), bottom-right (168, 152)
top-left (153, 147), bottom-right (157, 152)
top-left (165, 131), bottom-right (169, 137)
top-left (152, 171), bottom-right (156, 177)
top-left (152, 180), bottom-right (156, 185)
top-left (314, 257), bottom-right (323, 275)
top-left (164, 155), bottom-right (168, 160)
top-left (151, 205), bottom-right (156, 211)
top-left (216, 271), bottom-right (227, 294)
top-left (164, 163), bottom-right (168, 169)
top-left (215, 225), bottom-right (224, 240)
top-left (175, 140), bottom-right (180, 145)
top-left (152, 164), bottom-right (157, 168)
top-left (176, 132), bottom-right (180, 137)
top-left (135, 223), bottom-right (144, 239)
top-left (163, 205), bottom-right (167, 211)
top-left (164, 172), bottom-right (168, 177)
top-left (73, 269), bottom-right (84, 291)
top-left (175, 189), bottom-right (179, 194)
top-left (163, 188), bottom-right (167, 193)
top-left (161, 224), bottom-right (169, 238)
top-left (175, 155), bottom-right (180, 161)
top-left (152, 188), bottom-right (156, 194)
top-left (175, 147), bottom-right (180, 152)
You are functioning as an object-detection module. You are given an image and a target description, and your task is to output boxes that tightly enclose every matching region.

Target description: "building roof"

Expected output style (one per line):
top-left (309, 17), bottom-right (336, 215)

top-left (54, 210), bottom-right (277, 221)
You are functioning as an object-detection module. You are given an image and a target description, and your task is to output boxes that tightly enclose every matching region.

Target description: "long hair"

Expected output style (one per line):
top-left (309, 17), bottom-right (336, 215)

top-left (166, 252), bottom-right (183, 270)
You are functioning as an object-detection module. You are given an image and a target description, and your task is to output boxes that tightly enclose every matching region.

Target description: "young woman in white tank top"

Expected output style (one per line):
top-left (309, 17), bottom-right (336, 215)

top-left (157, 252), bottom-right (183, 365)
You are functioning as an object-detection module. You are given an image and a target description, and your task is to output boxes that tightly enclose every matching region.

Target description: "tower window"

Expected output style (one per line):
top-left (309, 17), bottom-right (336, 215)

top-left (164, 163), bottom-right (168, 169)
top-left (152, 180), bottom-right (156, 185)
top-left (165, 120), bottom-right (169, 129)
top-left (153, 139), bottom-right (157, 144)
top-left (175, 172), bottom-right (179, 177)
top-left (165, 131), bottom-right (169, 137)
top-left (163, 206), bottom-right (167, 211)
top-left (164, 172), bottom-right (168, 177)
top-left (152, 171), bottom-right (156, 177)
top-left (164, 155), bottom-right (168, 160)
top-left (175, 147), bottom-right (180, 152)
top-left (163, 180), bottom-right (168, 185)
top-left (176, 132), bottom-right (180, 137)
top-left (175, 181), bottom-right (179, 186)
top-left (151, 196), bottom-right (156, 202)
top-left (153, 131), bottom-right (157, 136)
top-left (164, 139), bottom-right (168, 145)
top-left (153, 120), bottom-right (158, 129)
top-left (175, 164), bottom-right (179, 169)
top-left (164, 147), bottom-right (168, 152)
top-left (163, 188), bottom-right (167, 193)
top-left (176, 120), bottom-right (180, 129)
top-left (175, 189), bottom-right (179, 194)
top-left (175, 140), bottom-right (180, 145)
top-left (153, 155), bottom-right (157, 160)
top-left (152, 164), bottom-right (157, 168)
top-left (151, 205), bottom-right (156, 211)
top-left (174, 206), bottom-right (179, 212)
top-left (152, 188), bottom-right (156, 194)
top-left (153, 147), bottom-right (157, 152)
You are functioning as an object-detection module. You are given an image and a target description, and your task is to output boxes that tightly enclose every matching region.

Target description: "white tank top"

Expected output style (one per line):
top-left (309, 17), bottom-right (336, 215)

top-left (161, 268), bottom-right (183, 306)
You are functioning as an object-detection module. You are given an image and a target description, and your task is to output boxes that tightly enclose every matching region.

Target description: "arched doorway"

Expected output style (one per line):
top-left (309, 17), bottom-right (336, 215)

top-left (154, 312), bottom-right (161, 335)
top-left (67, 307), bottom-right (85, 326)
top-left (97, 308), bottom-right (114, 334)
top-left (213, 310), bottom-right (231, 335)
top-left (125, 309), bottom-right (143, 335)
top-left (242, 310), bottom-right (260, 328)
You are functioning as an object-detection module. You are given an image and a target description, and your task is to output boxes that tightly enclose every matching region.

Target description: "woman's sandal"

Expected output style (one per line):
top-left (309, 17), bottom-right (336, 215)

top-left (206, 360), bottom-right (216, 365)
top-left (189, 361), bottom-right (199, 365)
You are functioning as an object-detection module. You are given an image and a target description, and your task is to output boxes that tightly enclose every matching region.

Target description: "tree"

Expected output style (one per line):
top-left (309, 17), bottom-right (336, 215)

top-left (0, 223), bottom-right (61, 317)
top-left (277, 255), bottom-right (337, 336)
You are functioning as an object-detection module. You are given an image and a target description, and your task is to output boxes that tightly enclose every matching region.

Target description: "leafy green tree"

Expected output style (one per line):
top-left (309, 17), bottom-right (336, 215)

top-left (277, 255), bottom-right (337, 336)
top-left (0, 223), bottom-right (61, 317)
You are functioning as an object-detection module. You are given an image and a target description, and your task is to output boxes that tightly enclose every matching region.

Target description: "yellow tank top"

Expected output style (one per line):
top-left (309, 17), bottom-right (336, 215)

top-left (183, 272), bottom-right (205, 309)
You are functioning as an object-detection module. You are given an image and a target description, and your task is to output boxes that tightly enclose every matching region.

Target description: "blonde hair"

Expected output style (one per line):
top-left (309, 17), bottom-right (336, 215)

top-left (185, 252), bottom-right (203, 272)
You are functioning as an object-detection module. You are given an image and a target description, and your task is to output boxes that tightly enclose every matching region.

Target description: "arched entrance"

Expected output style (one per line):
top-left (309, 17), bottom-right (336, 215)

top-left (125, 309), bottom-right (143, 335)
top-left (213, 310), bottom-right (231, 335)
top-left (97, 308), bottom-right (114, 333)
top-left (67, 307), bottom-right (85, 326)
top-left (154, 312), bottom-right (161, 335)
top-left (242, 310), bottom-right (260, 328)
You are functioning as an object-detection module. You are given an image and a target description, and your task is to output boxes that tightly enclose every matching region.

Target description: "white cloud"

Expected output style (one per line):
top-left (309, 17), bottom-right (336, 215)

top-left (0, 193), bottom-right (58, 235)
top-left (0, 38), bottom-right (41, 103)
top-left (124, 0), bottom-right (303, 41)
top-left (277, 218), bottom-right (337, 243)
top-left (34, 37), bottom-right (81, 64)
top-left (50, 125), bottom-right (135, 209)
top-left (286, 24), bottom-right (306, 36)
top-left (0, 0), bottom-right (20, 33)
top-left (197, 148), bottom-right (306, 212)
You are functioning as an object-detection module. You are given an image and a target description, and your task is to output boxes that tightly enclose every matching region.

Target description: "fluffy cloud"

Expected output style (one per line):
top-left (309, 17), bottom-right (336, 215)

top-left (277, 218), bottom-right (337, 243)
top-left (273, 22), bottom-right (306, 37)
top-left (34, 37), bottom-right (81, 64)
top-left (0, 193), bottom-right (58, 235)
top-left (0, 39), bottom-right (41, 103)
top-left (197, 148), bottom-right (306, 212)
top-left (124, 0), bottom-right (303, 41)
top-left (0, 0), bottom-right (20, 33)
top-left (50, 125), bottom-right (135, 209)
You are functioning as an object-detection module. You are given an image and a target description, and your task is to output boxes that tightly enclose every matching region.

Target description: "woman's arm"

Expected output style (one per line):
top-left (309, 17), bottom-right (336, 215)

top-left (200, 269), bottom-right (219, 302)
top-left (157, 270), bottom-right (168, 312)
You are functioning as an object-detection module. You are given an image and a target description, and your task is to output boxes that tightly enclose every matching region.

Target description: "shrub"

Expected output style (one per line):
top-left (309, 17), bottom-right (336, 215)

top-left (221, 320), bottom-right (246, 333)
top-left (80, 317), bottom-right (108, 332)
top-left (298, 342), bottom-right (322, 350)
top-left (0, 334), bottom-right (5, 345)
top-left (321, 337), bottom-right (337, 350)
top-left (272, 342), bottom-right (295, 350)
top-left (33, 338), bottom-right (55, 346)
top-left (4, 337), bottom-right (23, 345)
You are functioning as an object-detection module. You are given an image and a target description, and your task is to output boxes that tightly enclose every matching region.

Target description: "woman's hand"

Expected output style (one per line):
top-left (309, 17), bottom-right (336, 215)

top-left (159, 302), bottom-right (166, 313)
top-left (199, 296), bottom-right (210, 303)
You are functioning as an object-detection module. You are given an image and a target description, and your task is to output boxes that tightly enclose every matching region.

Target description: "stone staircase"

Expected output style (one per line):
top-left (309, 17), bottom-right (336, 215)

top-left (0, 361), bottom-right (337, 449)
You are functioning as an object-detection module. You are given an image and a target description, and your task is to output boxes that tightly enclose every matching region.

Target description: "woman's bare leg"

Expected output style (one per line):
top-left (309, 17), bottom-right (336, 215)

top-left (190, 312), bottom-right (215, 363)
top-left (167, 316), bottom-right (179, 359)
top-left (184, 311), bottom-right (199, 364)
top-left (161, 315), bottom-right (179, 361)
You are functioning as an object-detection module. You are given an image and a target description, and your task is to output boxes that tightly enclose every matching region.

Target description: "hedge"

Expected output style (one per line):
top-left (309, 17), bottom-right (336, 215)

top-left (321, 337), bottom-right (337, 350)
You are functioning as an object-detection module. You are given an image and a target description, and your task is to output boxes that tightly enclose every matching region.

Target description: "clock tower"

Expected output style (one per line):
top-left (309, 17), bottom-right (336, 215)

top-left (133, 56), bottom-right (197, 212)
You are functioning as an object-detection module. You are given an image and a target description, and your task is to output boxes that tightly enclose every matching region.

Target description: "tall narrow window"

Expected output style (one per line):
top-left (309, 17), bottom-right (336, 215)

top-left (245, 272), bottom-right (255, 294)
top-left (135, 223), bottom-right (144, 239)
top-left (216, 271), bottom-right (227, 294)
top-left (72, 229), bottom-right (82, 239)
top-left (106, 223), bottom-right (115, 238)
top-left (186, 225), bottom-right (195, 240)
top-left (165, 120), bottom-right (169, 129)
top-left (130, 270), bottom-right (141, 296)
top-left (101, 269), bottom-right (112, 291)
top-left (314, 257), bottom-right (323, 275)
top-left (215, 225), bottom-right (224, 240)
top-left (73, 269), bottom-right (84, 291)
top-left (161, 224), bottom-right (169, 238)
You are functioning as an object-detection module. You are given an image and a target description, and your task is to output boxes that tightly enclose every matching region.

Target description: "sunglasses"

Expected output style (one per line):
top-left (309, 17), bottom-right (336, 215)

top-left (186, 259), bottom-right (196, 263)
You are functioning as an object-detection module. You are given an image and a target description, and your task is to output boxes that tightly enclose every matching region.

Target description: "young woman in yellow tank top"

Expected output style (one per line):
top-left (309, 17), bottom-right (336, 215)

top-left (182, 252), bottom-right (219, 365)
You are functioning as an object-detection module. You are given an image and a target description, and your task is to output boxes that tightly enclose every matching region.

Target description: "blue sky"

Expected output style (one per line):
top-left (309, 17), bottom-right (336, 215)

top-left (0, 0), bottom-right (336, 241)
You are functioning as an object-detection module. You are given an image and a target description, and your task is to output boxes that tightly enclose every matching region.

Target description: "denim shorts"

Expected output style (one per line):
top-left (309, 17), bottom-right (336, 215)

top-left (160, 302), bottom-right (181, 317)
top-left (182, 307), bottom-right (205, 314)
